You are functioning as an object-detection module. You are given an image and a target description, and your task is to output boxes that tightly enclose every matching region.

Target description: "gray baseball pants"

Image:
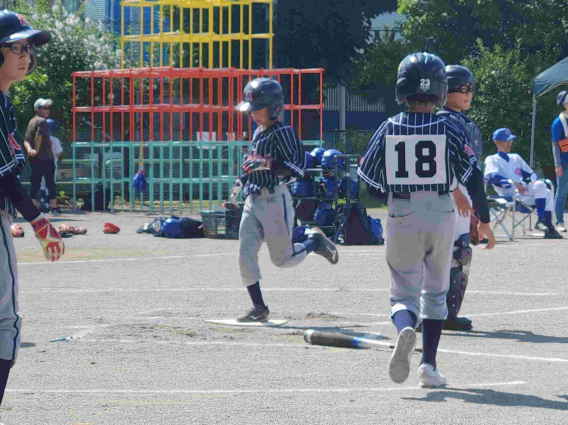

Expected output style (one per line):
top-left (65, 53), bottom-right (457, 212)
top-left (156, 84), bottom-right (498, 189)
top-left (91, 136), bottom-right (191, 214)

top-left (239, 185), bottom-right (308, 287)
top-left (387, 191), bottom-right (456, 321)
top-left (0, 212), bottom-right (21, 363)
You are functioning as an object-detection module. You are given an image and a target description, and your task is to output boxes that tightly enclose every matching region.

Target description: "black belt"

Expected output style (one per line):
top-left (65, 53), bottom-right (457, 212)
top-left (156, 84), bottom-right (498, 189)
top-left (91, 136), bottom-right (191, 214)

top-left (393, 191), bottom-right (448, 200)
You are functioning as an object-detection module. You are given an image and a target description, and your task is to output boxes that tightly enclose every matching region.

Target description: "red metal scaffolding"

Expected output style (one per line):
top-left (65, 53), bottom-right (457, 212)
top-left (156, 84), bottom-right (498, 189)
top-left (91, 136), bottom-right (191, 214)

top-left (72, 67), bottom-right (324, 143)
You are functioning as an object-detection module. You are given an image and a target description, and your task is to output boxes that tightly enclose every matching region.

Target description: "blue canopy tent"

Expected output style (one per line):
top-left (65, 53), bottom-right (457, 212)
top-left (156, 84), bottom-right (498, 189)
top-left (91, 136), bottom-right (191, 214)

top-left (530, 57), bottom-right (568, 167)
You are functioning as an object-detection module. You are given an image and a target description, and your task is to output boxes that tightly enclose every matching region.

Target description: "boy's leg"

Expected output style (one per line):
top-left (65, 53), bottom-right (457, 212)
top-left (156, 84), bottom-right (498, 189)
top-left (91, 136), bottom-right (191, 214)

top-left (29, 161), bottom-right (42, 204)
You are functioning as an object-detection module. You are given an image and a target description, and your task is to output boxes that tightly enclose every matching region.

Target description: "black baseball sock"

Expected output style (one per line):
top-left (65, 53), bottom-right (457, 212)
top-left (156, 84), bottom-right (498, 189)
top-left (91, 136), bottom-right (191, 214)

top-left (0, 358), bottom-right (12, 407)
top-left (421, 319), bottom-right (444, 369)
top-left (247, 282), bottom-right (267, 309)
top-left (392, 310), bottom-right (417, 334)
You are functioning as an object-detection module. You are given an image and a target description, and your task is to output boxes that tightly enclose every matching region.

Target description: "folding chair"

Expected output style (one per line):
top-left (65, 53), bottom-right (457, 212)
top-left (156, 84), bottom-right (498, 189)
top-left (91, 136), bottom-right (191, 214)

top-left (485, 179), bottom-right (554, 241)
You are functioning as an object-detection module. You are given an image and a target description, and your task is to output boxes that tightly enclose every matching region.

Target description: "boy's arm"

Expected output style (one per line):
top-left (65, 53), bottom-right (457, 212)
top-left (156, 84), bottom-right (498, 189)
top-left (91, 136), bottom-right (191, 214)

top-left (272, 126), bottom-right (305, 178)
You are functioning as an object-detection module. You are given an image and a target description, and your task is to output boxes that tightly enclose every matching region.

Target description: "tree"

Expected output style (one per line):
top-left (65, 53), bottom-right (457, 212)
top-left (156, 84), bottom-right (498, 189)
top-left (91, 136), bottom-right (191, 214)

top-left (463, 40), bottom-right (561, 170)
top-left (9, 0), bottom-right (122, 140)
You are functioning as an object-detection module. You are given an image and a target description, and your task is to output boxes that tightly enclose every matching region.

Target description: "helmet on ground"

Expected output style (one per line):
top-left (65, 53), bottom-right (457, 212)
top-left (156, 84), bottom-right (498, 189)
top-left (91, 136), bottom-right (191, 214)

top-left (0, 10), bottom-right (51, 74)
top-left (310, 147), bottom-right (326, 165)
top-left (321, 149), bottom-right (344, 170)
top-left (237, 78), bottom-right (284, 120)
top-left (446, 65), bottom-right (474, 92)
top-left (46, 118), bottom-right (57, 134)
top-left (396, 52), bottom-right (448, 106)
top-left (162, 218), bottom-right (184, 238)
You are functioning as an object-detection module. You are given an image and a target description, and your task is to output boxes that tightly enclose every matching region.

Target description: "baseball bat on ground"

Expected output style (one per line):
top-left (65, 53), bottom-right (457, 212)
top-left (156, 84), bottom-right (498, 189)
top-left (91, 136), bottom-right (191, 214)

top-left (304, 330), bottom-right (423, 352)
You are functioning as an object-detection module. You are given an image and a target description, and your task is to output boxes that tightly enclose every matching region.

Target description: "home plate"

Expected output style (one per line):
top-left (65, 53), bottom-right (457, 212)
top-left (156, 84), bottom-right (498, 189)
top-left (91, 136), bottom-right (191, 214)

top-left (205, 319), bottom-right (288, 327)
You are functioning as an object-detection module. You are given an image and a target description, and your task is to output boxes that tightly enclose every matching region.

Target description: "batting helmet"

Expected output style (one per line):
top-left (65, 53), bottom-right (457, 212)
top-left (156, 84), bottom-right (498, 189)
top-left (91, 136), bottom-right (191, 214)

top-left (321, 149), bottom-right (344, 170)
top-left (0, 10), bottom-right (51, 74)
top-left (314, 203), bottom-right (335, 226)
top-left (162, 218), bottom-right (184, 238)
top-left (304, 151), bottom-right (316, 169)
top-left (310, 147), bottom-right (326, 165)
top-left (291, 179), bottom-right (314, 197)
top-left (237, 78), bottom-right (284, 120)
top-left (46, 118), bottom-right (57, 134)
top-left (396, 52), bottom-right (448, 106)
top-left (446, 65), bottom-right (474, 92)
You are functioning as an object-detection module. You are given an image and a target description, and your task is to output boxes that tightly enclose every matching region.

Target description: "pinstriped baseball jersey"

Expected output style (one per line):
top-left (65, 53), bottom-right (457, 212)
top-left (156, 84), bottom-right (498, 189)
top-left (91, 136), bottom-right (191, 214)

top-left (242, 121), bottom-right (305, 198)
top-left (0, 92), bottom-right (25, 218)
top-left (358, 113), bottom-right (476, 193)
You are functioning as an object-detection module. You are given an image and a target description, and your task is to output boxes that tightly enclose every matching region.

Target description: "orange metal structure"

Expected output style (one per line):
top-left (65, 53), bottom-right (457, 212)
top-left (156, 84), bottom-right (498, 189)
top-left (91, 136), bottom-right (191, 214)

top-left (72, 67), bottom-right (324, 143)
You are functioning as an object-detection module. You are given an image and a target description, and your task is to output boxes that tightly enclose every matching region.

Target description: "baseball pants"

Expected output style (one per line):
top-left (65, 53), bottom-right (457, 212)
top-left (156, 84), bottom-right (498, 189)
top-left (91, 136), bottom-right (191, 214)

top-left (0, 212), bottom-right (21, 364)
top-left (29, 160), bottom-right (56, 201)
top-left (387, 192), bottom-right (456, 321)
top-left (239, 185), bottom-right (308, 287)
top-left (517, 180), bottom-right (554, 212)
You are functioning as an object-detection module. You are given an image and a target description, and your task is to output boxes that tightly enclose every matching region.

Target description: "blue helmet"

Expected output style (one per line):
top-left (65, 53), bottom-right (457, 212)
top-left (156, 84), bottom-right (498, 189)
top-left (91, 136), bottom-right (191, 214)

top-left (162, 218), bottom-right (184, 238)
top-left (310, 147), bottom-right (325, 165)
top-left (339, 178), bottom-right (359, 199)
top-left (314, 203), bottom-right (335, 226)
top-left (321, 149), bottom-right (344, 170)
top-left (133, 170), bottom-right (148, 192)
top-left (304, 151), bottom-right (316, 169)
top-left (237, 78), bottom-right (284, 120)
top-left (322, 177), bottom-right (336, 199)
top-left (46, 118), bottom-right (57, 134)
top-left (291, 179), bottom-right (314, 197)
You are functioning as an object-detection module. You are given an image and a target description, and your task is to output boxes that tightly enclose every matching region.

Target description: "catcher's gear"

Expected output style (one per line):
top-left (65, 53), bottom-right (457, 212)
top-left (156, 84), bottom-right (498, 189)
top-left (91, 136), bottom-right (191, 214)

top-left (10, 223), bottom-right (23, 238)
top-left (103, 222), bottom-right (120, 234)
top-left (321, 149), bottom-right (344, 170)
top-left (446, 65), bottom-right (474, 92)
top-left (396, 52), bottom-right (448, 106)
top-left (447, 267), bottom-right (468, 321)
top-left (242, 154), bottom-right (272, 173)
top-left (31, 213), bottom-right (65, 262)
top-left (236, 78), bottom-right (284, 120)
top-left (229, 178), bottom-right (243, 205)
top-left (453, 234), bottom-right (472, 266)
top-left (58, 224), bottom-right (87, 236)
top-left (0, 10), bottom-right (51, 74)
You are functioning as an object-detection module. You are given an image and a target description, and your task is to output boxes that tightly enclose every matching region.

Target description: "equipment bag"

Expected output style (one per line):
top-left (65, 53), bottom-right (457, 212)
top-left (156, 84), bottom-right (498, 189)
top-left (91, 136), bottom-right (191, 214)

top-left (334, 202), bottom-right (381, 245)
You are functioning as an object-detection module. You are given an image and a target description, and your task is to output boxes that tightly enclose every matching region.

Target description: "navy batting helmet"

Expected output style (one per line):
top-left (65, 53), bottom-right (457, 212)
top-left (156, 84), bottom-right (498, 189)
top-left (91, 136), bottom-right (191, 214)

top-left (237, 78), bottom-right (284, 120)
top-left (321, 149), bottom-right (344, 170)
top-left (46, 118), bottom-right (57, 134)
top-left (310, 147), bottom-right (326, 165)
top-left (0, 10), bottom-right (51, 75)
top-left (396, 52), bottom-right (448, 106)
top-left (446, 65), bottom-right (474, 92)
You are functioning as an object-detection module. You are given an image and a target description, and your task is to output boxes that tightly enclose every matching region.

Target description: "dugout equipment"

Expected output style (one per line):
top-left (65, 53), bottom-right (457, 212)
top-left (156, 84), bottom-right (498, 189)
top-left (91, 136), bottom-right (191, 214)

top-left (291, 179), bottom-right (314, 197)
top-left (236, 77), bottom-right (284, 120)
top-left (310, 147), bottom-right (326, 165)
top-left (396, 52), bottom-right (448, 106)
top-left (321, 149), bottom-right (344, 169)
top-left (446, 65), bottom-right (474, 92)
top-left (334, 203), bottom-right (383, 246)
top-left (447, 267), bottom-right (468, 321)
top-left (453, 234), bottom-right (472, 265)
top-left (31, 213), bottom-right (64, 261)
top-left (103, 222), bottom-right (120, 234)
top-left (0, 10), bottom-right (51, 74)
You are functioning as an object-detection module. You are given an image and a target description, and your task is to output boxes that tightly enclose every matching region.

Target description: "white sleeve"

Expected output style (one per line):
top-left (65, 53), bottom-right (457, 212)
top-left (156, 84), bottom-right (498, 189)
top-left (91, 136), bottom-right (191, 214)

top-left (51, 136), bottom-right (63, 155)
top-left (483, 155), bottom-right (499, 179)
top-left (518, 154), bottom-right (537, 181)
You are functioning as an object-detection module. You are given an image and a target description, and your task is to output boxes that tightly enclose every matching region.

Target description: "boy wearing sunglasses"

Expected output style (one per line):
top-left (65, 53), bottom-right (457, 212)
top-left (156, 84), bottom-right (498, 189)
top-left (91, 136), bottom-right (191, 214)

top-left (436, 65), bottom-right (494, 332)
top-left (0, 10), bottom-right (65, 413)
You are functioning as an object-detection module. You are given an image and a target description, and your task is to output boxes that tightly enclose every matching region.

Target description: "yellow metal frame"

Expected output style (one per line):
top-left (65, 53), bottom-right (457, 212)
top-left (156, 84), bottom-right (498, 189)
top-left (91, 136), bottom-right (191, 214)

top-left (121, 0), bottom-right (273, 69)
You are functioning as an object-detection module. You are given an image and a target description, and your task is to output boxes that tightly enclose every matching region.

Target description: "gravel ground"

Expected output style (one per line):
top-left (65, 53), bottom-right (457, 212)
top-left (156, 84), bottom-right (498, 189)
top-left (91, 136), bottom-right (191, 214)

top-left (2, 209), bottom-right (568, 424)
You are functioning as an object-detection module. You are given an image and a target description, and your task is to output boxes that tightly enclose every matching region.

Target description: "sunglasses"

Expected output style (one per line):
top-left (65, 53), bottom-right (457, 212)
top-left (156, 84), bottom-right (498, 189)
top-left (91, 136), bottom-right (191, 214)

top-left (38, 106), bottom-right (50, 109)
top-left (449, 82), bottom-right (475, 94)
top-left (3, 43), bottom-right (35, 55)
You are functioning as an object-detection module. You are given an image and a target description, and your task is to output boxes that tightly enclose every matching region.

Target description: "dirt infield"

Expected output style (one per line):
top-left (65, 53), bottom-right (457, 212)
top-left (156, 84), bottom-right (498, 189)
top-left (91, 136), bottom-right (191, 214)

top-left (3, 210), bottom-right (568, 424)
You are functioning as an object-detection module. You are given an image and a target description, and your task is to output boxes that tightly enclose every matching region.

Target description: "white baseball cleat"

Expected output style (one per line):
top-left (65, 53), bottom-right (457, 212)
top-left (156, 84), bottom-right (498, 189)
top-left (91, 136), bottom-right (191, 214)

top-left (418, 363), bottom-right (447, 388)
top-left (389, 326), bottom-right (416, 384)
top-left (557, 223), bottom-right (567, 232)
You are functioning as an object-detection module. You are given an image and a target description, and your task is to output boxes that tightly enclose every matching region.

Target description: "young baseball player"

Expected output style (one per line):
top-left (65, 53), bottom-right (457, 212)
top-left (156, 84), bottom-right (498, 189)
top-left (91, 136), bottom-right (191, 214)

top-left (485, 128), bottom-right (562, 239)
top-left (232, 77), bottom-right (339, 322)
top-left (436, 65), bottom-right (495, 331)
top-left (358, 52), bottom-right (494, 387)
top-left (0, 10), bottom-right (65, 408)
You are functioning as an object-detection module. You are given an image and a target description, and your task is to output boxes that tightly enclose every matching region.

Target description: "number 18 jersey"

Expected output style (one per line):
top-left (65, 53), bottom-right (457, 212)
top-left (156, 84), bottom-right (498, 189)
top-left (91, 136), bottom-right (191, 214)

top-left (358, 112), bottom-right (476, 193)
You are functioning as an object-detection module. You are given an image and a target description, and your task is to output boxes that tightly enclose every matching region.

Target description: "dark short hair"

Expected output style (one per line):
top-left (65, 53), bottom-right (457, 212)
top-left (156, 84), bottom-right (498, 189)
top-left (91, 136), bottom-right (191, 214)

top-left (406, 94), bottom-right (438, 106)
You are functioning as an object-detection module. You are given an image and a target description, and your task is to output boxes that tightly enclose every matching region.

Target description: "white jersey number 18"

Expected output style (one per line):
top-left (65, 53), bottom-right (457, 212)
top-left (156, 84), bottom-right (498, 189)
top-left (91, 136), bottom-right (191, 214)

top-left (385, 134), bottom-right (447, 186)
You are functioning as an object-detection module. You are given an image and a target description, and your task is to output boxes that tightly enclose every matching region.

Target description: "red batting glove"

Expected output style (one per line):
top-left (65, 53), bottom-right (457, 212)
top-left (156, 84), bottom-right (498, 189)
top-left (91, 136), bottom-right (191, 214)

top-left (31, 213), bottom-right (65, 262)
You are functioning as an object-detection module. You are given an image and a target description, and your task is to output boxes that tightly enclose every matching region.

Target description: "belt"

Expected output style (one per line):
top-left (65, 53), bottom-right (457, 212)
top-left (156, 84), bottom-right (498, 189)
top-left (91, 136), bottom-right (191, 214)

top-left (393, 191), bottom-right (448, 200)
top-left (260, 187), bottom-right (276, 196)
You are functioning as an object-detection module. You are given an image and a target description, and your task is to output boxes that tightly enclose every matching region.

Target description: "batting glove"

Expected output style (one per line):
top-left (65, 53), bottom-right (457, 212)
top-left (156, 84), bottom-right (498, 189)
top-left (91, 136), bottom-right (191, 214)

top-left (230, 179), bottom-right (243, 205)
top-left (242, 154), bottom-right (272, 173)
top-left (31, 213), bottom-right (65, 262)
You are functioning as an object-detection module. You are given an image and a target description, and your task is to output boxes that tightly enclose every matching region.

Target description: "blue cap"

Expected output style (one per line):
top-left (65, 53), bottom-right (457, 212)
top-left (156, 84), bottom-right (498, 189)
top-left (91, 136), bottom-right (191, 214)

top-left (493, 128), bottom-right (517, 142)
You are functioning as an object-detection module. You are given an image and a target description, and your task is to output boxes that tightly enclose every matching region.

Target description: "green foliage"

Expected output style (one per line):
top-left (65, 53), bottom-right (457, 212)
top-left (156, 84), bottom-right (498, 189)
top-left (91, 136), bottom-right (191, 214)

top-left (463, 40), bottom-right (561, 168)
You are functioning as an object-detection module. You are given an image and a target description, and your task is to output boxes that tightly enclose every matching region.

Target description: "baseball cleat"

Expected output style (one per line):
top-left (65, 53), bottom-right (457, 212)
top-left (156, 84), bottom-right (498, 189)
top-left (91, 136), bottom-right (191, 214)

top-left (418, 363), bottom-right (447, 388)
top-left (306, 227), bottom-right (339, 264)
top-left (535, 219), bottom-right (549, 232)
top-left (443, 317), bottom-right (473, 331)
top-left (544, 228), bottom-right (564, 239)
top-left (557, 223), bottom-right (567, 232)
top-left (236, 305), bottom-right (270, 322)
top-left (389, 327), bottom-right (416, 384)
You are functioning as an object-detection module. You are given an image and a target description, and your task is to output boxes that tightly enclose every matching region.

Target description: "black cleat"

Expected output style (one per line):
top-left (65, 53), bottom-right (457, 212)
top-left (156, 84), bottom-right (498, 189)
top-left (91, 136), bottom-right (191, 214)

top-left (443, 317), bottom-right (473, 331)
top-left (236, 305), bottom-right (270, 322)
top-left (544, 228), bottom-right (564, 239)
top-left (535, 218), bottom-right (550, 232)
top-left (307, 227), bottom-right (339, 264)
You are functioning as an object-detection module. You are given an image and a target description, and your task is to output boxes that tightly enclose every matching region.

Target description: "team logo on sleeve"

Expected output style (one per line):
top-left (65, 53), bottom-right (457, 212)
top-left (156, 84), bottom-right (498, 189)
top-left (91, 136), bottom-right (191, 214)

top-left (8, 132), bottom-right (20, 155)
top-left (515, 167), bottom-right (522, 176)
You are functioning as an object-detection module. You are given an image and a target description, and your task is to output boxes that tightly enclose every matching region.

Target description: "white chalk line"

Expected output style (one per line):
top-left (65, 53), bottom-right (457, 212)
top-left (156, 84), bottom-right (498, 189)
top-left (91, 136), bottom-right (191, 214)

top-left (465, 306), bottom-right (568, 317)
top-left (437, 348), bottom-right (568, 363)
top-left (5, 381), bottom-right (524, 396)
top-left (18, 253), bottom-right (235, 266)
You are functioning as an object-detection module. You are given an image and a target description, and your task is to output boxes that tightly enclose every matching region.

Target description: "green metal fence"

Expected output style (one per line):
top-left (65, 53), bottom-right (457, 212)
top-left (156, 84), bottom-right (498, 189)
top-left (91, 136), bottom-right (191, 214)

top-left (71, 140), bottom-right (323, 214)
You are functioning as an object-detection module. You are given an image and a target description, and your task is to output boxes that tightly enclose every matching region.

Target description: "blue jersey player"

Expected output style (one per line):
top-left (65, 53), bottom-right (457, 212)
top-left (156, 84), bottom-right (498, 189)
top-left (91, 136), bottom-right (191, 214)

top-left (232, 78), bottom-right (339, 322)
top-left (358, 53), bottom-right (494, 387)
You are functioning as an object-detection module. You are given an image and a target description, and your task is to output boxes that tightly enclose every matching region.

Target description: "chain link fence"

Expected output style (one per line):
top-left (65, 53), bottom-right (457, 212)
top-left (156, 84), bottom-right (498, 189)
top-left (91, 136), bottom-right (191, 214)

top-left (322, 130), bottom-right (374, 154)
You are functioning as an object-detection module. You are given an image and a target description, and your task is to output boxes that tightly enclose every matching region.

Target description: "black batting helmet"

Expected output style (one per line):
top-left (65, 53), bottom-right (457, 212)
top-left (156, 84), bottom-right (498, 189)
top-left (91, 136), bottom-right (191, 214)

top-left (0, 10), bottom-right (51, 74)
top-left (446, 65), bottom-right (474, 92)
top-left (237, 78), bottom-right (284, 120)
top-left (396, 52), bottom-right (448, 106)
